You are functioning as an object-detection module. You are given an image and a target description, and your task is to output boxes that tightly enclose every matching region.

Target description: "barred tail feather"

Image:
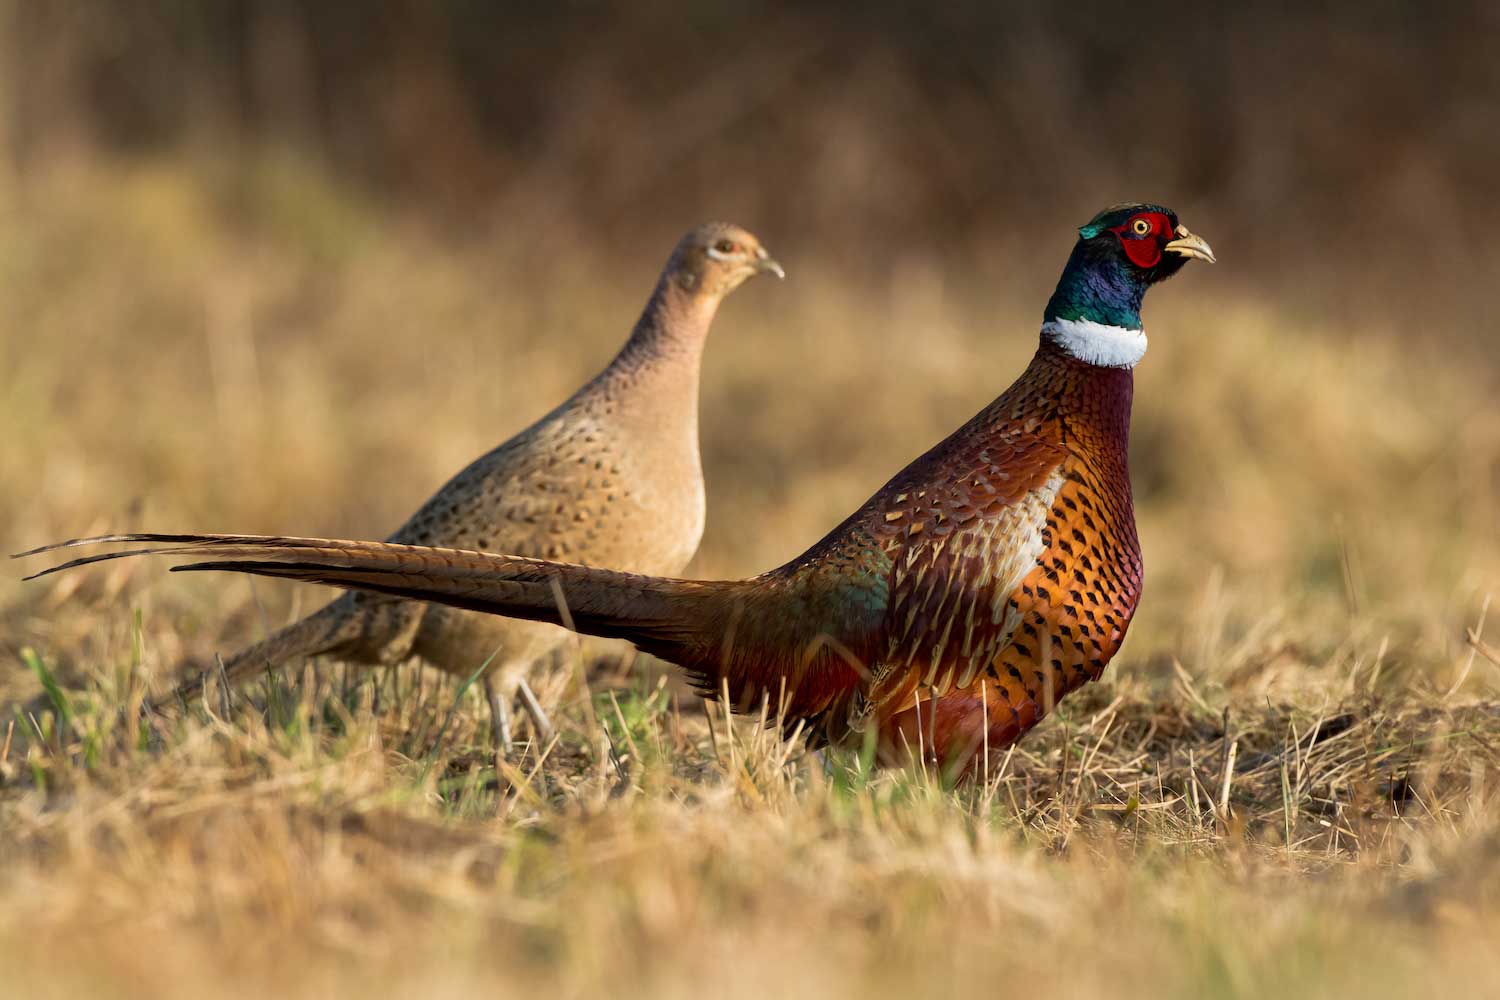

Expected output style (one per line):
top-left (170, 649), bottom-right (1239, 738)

top-left (18, 533), bottom-right (739, 676)
top-left (16, 533), bottom-right (863, 734)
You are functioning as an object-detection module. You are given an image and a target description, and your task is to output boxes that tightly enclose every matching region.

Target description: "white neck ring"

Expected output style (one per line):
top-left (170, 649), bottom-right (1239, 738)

top-left (1041, 317), bottom-right (1147, 369)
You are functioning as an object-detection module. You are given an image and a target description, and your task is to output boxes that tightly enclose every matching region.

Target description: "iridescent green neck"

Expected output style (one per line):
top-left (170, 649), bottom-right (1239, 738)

top-left (1042, 241), bottom-right (1145, 330)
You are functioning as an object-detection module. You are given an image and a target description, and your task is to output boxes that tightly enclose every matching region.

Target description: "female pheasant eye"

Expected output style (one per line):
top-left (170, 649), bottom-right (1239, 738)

top-left (713, 240), bottom-right (738, 255)
top-left (1131, 218), bottom-right (1153, 236)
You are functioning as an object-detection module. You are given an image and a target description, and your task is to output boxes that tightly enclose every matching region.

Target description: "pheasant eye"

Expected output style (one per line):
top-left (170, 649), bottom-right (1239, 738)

top-left (713, 240), bottom-right (738, 255)
top-left (1131, 218), bottom-right (1152, 236)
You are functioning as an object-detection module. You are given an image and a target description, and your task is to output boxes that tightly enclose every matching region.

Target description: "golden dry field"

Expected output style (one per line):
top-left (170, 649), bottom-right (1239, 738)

top-left (3, 4), bottom-right (1500, 995)
top-left (2, 156), bottom-right (1498, 999)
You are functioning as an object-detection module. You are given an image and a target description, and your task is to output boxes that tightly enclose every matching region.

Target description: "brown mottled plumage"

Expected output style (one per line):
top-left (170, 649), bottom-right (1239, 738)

top-left (21, 204), bottom-right (1210, 772)
top-left (62, 223), bottom-right (782, 750)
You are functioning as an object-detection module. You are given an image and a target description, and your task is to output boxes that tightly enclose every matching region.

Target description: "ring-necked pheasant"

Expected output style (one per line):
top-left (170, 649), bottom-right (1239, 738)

top-left (35, 223), bottom-right (783, 752)
top-left (21, 204), bottom-right (1211, 771)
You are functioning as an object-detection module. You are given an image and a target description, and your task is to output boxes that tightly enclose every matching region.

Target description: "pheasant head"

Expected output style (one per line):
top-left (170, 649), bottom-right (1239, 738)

top-left (1042, 203), bottom-right (1215, 368)
top-left (670, 222), bottom-right (784, 299)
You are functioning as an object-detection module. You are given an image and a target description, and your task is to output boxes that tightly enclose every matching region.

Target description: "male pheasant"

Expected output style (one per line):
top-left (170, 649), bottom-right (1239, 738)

top-left (49, 223), bottom-right (783, 751)
top-left (22, 205), bottom-right (1211, 770)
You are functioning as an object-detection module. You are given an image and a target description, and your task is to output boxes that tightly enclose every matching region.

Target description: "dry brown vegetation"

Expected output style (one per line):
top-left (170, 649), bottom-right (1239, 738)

top-left (3, 156), bottom-right (1498, 999)
top-left (4, 5), bottom-right (1500, 996)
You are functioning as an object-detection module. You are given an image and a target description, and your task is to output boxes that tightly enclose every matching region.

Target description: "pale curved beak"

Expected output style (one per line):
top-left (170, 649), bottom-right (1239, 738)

top-left (754, 248), bottom-right (786, 279)
top-left (1164, 225), bottom-right (1215, 264)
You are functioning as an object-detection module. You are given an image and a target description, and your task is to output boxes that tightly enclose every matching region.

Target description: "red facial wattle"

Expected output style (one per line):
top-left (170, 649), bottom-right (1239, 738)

top-left (1110, 212), bottom-right (1175, 269)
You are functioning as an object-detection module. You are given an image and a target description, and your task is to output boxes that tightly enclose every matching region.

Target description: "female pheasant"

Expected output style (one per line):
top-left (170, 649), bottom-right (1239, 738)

top-left (33, 222), bottom-right (782, 753)
top-left (21, 204), bottom-right (1213, 771)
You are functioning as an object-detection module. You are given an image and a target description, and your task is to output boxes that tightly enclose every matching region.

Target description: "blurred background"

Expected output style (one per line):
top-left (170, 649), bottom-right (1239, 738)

top-left (2, 1), bottom-right (1498, 693)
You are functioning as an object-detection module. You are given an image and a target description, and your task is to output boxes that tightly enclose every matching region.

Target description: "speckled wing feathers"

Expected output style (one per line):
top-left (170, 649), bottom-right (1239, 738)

top-left (872, 351), bottom-right (1142, 766)
top-left (392, 391), bottom-right (697, 570)
top-left (859, 436), bottom-right (1067, 730)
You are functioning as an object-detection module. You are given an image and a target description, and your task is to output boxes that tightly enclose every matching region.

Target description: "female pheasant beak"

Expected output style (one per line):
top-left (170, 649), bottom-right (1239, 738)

top-left (754, 247), bottom-right (786, 279)
top-left (1164, 225), bottom-right (1216, 264)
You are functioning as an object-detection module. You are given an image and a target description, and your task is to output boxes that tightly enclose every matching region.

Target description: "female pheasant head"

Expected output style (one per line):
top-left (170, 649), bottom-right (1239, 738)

top-left (670, 222), bottom-right (784, 299)
top-left (1042, 203), bottom-right (1214, 368)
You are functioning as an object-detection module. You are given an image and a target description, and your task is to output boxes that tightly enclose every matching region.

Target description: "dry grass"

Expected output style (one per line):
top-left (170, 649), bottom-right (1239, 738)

top-left (3, 158), bottom-right (1500, 998)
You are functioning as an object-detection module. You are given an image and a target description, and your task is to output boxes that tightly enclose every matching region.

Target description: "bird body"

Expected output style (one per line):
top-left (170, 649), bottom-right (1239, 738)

top-left (124, 223), bottom-right (784, 748)
top-left (543, 334), bottom-right (1147, 763)
top-left (22, 204), bottom-right (1211, 771)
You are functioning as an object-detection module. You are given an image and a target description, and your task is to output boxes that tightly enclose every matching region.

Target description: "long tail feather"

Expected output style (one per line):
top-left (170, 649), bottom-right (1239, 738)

top-left (17, 533), bottom-right (737, 666)
top-left (16, 534), bottom-right (414, 582)
top-left (17, 533), bottom-right (869, 734)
